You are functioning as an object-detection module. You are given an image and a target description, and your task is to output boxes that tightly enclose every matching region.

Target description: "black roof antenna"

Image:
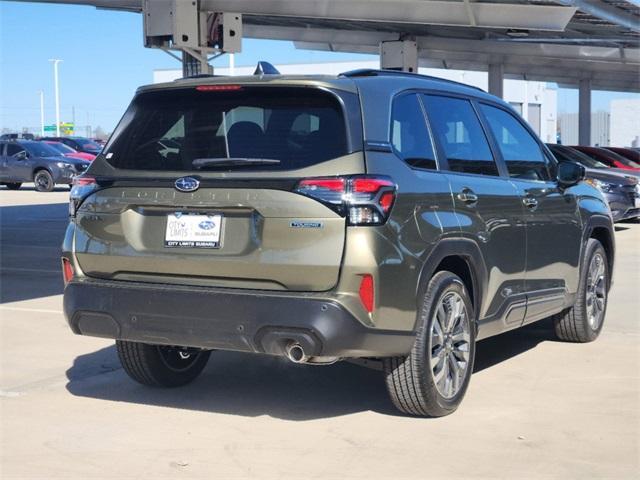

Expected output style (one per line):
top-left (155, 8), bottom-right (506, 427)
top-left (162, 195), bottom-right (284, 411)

top-left (254, 61), bottom-right (280, 75)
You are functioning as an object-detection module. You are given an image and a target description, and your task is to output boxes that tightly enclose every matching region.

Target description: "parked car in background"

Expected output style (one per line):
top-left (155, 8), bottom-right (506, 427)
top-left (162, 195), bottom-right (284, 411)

top-left (41, 136), bottom-right (103, 156)
top-left (0, 140), bottom-right (91, 192)
top-left (42, 141), bottom-right (96, 162)
top-left (548, 144), bottom-right (640, 222)
top-left (604, 147), bottom-right (640, 164)
top-left (0, 133), bottom-right (35, 140)
top-left (571, 145), bottom-right (640, 171)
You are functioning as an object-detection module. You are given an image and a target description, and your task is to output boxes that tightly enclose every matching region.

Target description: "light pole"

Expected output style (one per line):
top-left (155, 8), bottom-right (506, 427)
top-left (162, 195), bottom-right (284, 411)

top-left (48, 59), bottom-right (62, 136)
top-left (38, 90), bottom-right (44, 137)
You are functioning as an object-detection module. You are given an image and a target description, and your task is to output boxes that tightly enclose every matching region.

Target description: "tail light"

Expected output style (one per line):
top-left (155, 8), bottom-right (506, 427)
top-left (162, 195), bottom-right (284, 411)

top-left (62, 258), bottom-right (74, 285)
top-left (69, 175), bottom-right (98, 217)
top-left (294, 175), bottom-right (396, 225)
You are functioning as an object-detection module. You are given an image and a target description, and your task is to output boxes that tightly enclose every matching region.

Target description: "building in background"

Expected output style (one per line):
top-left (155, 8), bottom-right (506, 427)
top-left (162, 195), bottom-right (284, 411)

top-left (558, 111), bottom-right (610, 146)
top-left (610, 98), bottom-right (640, 147)
top-left (153, 60), bottom-right (558, 143)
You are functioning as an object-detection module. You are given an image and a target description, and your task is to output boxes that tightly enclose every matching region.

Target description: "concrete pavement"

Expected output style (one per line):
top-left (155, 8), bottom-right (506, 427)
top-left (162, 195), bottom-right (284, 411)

top-left (1, 187), bottom-right (639, 479)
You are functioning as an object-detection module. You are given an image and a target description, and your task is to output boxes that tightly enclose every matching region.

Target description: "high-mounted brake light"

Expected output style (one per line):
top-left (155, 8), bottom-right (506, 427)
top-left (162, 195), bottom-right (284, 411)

top-left (195, 85), bottom-right (243, 92)
top-left (69, 175), bottom-right (99, 217)
top-left (294, 175), bottom-right (396, 226)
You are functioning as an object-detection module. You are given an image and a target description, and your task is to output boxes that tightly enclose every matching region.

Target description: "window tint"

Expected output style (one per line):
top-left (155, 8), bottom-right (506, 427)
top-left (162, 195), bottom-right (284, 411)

top-left (421, 95), bottom-right (498, 176)
top-left (104, 87), bottom-right (349, 172)
top-left (390, 94), bottom-right (436, 170)
top-left (7, 144), bottom-right (25, 156)
top-left (480, 104), bottom-right (549, 181)
top-left (20, 142), bottom-right (61, 157)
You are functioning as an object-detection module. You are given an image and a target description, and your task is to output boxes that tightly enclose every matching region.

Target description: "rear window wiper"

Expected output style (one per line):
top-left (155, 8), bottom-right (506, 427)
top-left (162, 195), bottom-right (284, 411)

top-left (192, 157), bottom-right (281, 169)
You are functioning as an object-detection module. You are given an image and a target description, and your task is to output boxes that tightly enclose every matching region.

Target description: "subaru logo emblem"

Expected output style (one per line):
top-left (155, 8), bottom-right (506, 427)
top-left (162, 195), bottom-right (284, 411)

top-left (175, 176), bottom-right (200, 192)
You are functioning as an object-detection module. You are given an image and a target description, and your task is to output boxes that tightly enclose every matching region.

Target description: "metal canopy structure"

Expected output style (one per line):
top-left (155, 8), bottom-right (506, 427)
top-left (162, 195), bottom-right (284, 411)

top-left (14, 0), bottom-right (639, 92)
top-left (9, 0), bottom-right (640, 145)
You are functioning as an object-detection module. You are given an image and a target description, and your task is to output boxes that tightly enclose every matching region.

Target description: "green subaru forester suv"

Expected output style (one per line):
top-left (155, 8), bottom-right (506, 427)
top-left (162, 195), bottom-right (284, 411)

top-left (62, 68), bottom-right (614, 417)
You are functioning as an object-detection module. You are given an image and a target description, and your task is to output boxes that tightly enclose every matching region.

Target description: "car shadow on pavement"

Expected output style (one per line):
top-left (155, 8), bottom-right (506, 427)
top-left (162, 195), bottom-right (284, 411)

top-left (0, 202), bottom-right (68, 303)
top-left (473, 318), bottom-right (558, 372)
top-left (66, 346), bottom-right (398, 419)
top-left (65, 320), bottom-right (559, 420)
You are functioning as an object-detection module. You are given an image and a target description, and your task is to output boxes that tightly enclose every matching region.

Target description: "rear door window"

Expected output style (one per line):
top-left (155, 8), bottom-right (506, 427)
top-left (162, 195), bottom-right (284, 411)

top-left (479, 104), bottom-right (550, 181)
top-left (7, 144), bottom-right (25, 157)
top-left (390, 93), bottom-right (437, 170)
top-left (421, 95), bottom-right (499, 176)
top-left (104, 87), bottom-right (350, 172)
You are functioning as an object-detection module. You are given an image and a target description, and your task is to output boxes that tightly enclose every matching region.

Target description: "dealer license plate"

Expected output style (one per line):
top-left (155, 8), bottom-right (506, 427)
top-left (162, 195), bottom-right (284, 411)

top-left (165, 213), bottom-right (222, 248)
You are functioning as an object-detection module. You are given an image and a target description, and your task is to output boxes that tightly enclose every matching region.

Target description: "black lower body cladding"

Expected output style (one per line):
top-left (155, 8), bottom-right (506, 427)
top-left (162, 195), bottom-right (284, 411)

top-left (63, 279), bottom-right (415, 359)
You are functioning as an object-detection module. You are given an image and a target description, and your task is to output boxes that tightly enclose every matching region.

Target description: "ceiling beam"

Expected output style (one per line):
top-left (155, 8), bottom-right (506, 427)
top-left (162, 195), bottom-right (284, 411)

top-left (554, 0), bottom-right (640, 32)
top-left (5, 0), bottom-right (577, 31)
top-left (199, 0), bottom-right (576, 31)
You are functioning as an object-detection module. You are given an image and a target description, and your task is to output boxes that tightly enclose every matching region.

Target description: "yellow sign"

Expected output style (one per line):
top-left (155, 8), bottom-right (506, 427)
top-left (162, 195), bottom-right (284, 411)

top-left (60, 122), bottom-right (74, 135)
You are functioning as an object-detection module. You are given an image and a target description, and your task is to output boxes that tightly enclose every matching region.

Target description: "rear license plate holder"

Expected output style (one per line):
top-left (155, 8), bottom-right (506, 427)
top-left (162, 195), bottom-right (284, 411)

top-left (165, 212), bottom-right (222, 248)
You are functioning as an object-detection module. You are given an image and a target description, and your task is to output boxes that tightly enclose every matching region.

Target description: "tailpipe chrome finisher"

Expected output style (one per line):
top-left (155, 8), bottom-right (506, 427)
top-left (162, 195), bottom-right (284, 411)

top-left (285, 342), bottom-right (309, 364)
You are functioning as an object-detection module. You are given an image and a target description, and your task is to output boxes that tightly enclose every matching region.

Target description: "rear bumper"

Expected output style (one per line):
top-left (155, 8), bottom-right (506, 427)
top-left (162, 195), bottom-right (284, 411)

top-left (63, 279), bottom-right (415, 359)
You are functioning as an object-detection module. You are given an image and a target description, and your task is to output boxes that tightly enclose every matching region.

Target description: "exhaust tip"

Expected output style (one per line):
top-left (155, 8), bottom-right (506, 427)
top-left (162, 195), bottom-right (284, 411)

top-left (285, 342), bottom-right (308, 364)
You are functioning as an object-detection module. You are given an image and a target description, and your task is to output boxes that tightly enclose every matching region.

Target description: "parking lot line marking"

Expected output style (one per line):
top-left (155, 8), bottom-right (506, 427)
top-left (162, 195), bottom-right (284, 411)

top-left (0, 306), bottom-right (62, 314)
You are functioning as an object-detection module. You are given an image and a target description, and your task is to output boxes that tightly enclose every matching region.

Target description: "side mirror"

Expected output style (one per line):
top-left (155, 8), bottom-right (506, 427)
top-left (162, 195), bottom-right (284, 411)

top-left (557, 161), bottom-right (585, 187)
top-left (15, 151), bottom-right (28, 161)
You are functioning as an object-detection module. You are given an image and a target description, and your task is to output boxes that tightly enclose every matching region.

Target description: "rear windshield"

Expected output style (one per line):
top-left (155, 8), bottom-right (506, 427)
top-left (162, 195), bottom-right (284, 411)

top-left (22, 141), bottom-right (62, 157)
top-left (74, 138), bottom-right (101, 150)
top-left (46, 142), bottom-right (75, 154)
top-left (604, 149), bottom-right (640, 168)
top-left (548, 145), bottom-right (608, 169)
top-left (104, 86), bottom-right (350, 172)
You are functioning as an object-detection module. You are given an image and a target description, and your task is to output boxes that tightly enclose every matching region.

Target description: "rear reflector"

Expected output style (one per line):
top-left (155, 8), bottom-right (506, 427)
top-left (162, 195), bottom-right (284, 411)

top-left (196, 85), bottom-right (243, 92)
top-left (359, 274), bottom-right (375, 313)
top-left (62, 258), bottom-right (74, 285)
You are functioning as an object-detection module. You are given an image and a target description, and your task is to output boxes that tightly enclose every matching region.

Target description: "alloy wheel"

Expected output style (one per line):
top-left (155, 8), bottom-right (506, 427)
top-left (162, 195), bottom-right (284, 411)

top-left (586, 252), bottom-right (607, 330)
top-left (429, 291), bottom-right (471, 399)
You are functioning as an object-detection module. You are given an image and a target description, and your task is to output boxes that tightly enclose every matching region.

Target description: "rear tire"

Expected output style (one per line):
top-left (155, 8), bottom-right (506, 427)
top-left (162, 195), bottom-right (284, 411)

top-left (4, 182), bottom-right (22, 190)
top-left (34, 170), bottom-right (54, 192)
top-left (552, 239), bottom-right (608, 343)
top-left (383, 271), bottom-right (476, 417)
top-left (116, 340), bottom-right (211, 387)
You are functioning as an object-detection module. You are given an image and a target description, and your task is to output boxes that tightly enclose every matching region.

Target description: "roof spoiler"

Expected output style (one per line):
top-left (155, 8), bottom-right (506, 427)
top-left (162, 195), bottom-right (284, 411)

top-left (254, 61), bottom-right (280, 75)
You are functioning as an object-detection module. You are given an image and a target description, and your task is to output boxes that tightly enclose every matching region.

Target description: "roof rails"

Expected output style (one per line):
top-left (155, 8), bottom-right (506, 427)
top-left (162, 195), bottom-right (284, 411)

top-left (339, 69), bottom-right (485, 92)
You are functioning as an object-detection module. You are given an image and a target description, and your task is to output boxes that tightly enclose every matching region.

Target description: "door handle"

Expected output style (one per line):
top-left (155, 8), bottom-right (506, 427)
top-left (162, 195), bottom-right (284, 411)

top-left (457, 189), bottom-right (478, 205)
top-left (523, 197), bottom-right (539, 209)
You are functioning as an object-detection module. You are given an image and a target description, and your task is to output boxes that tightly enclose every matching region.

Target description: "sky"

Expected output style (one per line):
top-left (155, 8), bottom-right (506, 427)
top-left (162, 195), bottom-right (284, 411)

top-left (1, 1), bottom-right (638, 134)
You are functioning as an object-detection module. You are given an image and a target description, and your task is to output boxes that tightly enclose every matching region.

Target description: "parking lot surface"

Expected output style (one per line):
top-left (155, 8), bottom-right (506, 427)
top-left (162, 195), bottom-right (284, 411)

top-left (1, 187), bottom-right (639, 479)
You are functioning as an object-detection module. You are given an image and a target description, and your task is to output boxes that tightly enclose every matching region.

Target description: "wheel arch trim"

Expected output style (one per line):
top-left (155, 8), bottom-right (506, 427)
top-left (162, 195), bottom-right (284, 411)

top-left (583, 214), bottom-right (615, 289)
top-left (416, 238), bottom-right (488, 323)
